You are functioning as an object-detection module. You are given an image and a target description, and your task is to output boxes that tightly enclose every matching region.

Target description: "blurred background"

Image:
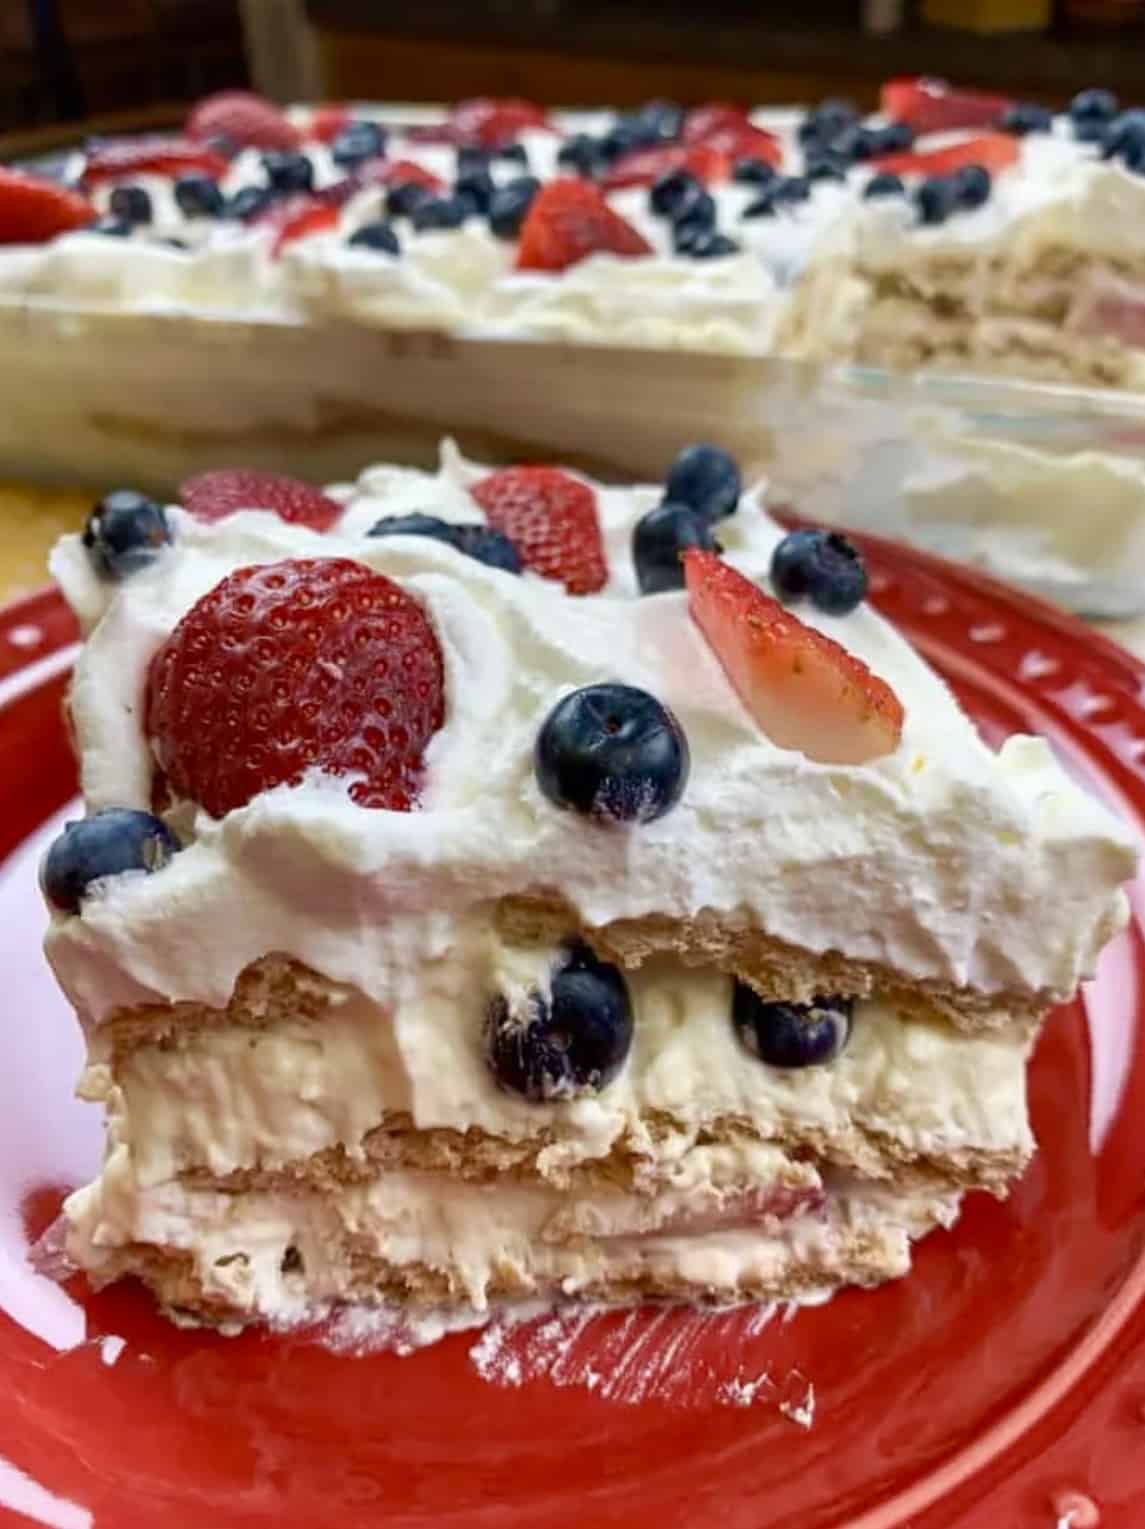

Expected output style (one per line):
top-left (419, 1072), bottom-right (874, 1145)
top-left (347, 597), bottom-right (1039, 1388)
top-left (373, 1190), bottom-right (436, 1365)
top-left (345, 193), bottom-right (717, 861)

top-left (4, 0), bottom-right (1144, 146)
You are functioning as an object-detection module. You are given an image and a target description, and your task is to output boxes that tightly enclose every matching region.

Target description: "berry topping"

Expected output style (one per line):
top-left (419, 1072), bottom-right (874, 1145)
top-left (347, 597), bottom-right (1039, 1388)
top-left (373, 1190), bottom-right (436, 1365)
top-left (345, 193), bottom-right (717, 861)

top-left (347, 220), bottom-right (401, 255)
top-left (262, 150), bottom-right (315, 194)
top-left (178, 468), bottom-right (341, 531)
top-left (367, 512), bottom-right (522, 573)
top-left (266, 195), bottom-right (340, 254)
top-left (733, 156), bottom-right (778, 186)
top-left (1000, 102), bottom-right (1054, 137)
top-left (688, 230), bottom-right (741, 258)
top-left (41, 809), bottom-right (180, 915)
top-left (454, 167), bottom-right (496, 213)
top-left (173, 174), bottom-right (225, 218)
top-left (186, 90), bottom-right (300, 151)
top-left (742, 193), bottom-right (778, 219)
top-left (108, 184), bottom-right (152, 225)
top-left (83, 489), bottom-right (172, 580)
top-left (146, 558), bottom-right (445, 816)
top-left (769, 528), bottom-right (868, 615)
top-left (535, 683), bottom-right (689, 823)
top-left (411, 194), bottom-right (472, 231)
top-left (684, 105), bottom-right (781, 166)
top-left (497, 142), bottom-right (531, 167)
top-left (732, 986), bottom-right (853, 1069)
top-left (488, 176), bottom-right (541, 238)
top-left (557, 134), bottom-right (603, 177)
top-left (1071, 88), bottom-right (1119, 142)
top-left (602, 143), bottom-right (727, 193)
top-left (773, 175), bottom-right (812, 204)
top-left (331, 119), bottom-right (387, 167)
top-left (863, 172), bottom-right (905, 200)
top-left (1101, 111), bottom-right (1145, 166)
top-left (450, 97), bottom-right (550, 149)
top-left (650, 168), bottom-right (701, 217)
top-left (515, 178), bottom-right (652, 272)
top-left (916, 175), bottom-right (958, 226)
top-left (797, 98), bottom-right (860, 148)
top-left (386, 181), bottom-right (432, 219)
top-left (80, 136), bottom-right (228, 188)
top-left (484, 942), bottom-right (634, 1101)
top-left (633, 501), bottom-right (720, 595)
top-left (805, 154), bottom-right (848, 182)
top-left (879, 77), bottom-right (1013, 135)
top-left (665, 443), bottom-right (741, 522)
top-left (369, 159), bottom-right (445, 194)
top-left (672, 184), bottom-right (717, 233)
top-left (953, 163), bottom-right (992, 209)
top-left (0, 166), bottom-right (93, 243)
top-left (471, 466), bottom-right (607, 594)
top-left (683, 549), bottom-right (903, 765)
top-left (872, 132), bottom-right (1019, 178)
top-left (91, 219), bottom-right (131, 238)
top-left (227, 185), bottom-right (274, 221)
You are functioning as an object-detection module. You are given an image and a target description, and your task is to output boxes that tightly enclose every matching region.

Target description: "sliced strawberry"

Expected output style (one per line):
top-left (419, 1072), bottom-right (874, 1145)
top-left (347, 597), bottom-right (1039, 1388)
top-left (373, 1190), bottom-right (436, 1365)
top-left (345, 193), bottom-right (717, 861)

top-left (450, 97), bottom-right (552, 148)
top-left (872, 132), bottom-right (1019, 177)
top-left (178, 468), bottom-right (342, 531)
top-left (471, 466), bottom-right (607, 595)
top-left (683, 549), bottom-right (903, 766)
top-left (682, 102), bottom-right (749, 144)
top-left (881, 77), bottom-right (1012, 136)
top-left (0, 167), bottom-right (94, 244)
top-left (356, 158), bottom-right (445, 193)
top-left (602, 143), bottom-right (729, 191)
top-left (308, 104), bottom-right (352, 143)
top-left (80, 136), bottom-right (228, 188)
top-left (683, 103), bottom-right (783, 167)
top-left (258, 192), bottom-right (343, 255)
top-left (516, 178), bottom-right (651, 273)
top-left (146, 558), bottom-right (445, 817)
top-left (186, 89), bottom-right (300, 151)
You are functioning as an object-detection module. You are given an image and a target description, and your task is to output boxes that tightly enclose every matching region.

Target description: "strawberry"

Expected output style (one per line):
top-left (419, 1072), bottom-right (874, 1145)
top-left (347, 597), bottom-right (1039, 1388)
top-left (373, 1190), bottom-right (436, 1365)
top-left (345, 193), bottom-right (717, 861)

top-left (516, 178), bottom-right (651, 273)
top-left (470, 466), bottom-right (607, 595)
top-left (450, 97), bottom-right (551, 148)
top-left (0, 168), bottom-right (93, 244)
top-left (880, 77), bottom-right (1012, 136)
top-left (146, 558), bottom-right (445, 817)
top-left (683, 103), bottom-right (782, 167)
top-left (80, 136), bottom-right (228, 188)
top-left (186, 89), bottom-right (300, 151)
top-left (357, 158), bottom-right (444, 193)
top-left (872, 132), bottom-right (1019, 178)
top-left (178, 469), bottom-right (342, 531)
top-left (308, 104), bottom-right (352, 143)
top-left (683, 549), bottom-right (903, 766)
top-left (261, 193), bottom-right (342, 255)
top-left (601, 143), bottom-right (729, 191)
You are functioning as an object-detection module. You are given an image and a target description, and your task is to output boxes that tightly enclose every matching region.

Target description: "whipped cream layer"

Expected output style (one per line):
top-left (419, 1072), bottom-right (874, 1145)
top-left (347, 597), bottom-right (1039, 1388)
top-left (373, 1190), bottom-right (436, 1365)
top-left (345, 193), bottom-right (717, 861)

top-left (47, 444), bottom-right (1134, 1040)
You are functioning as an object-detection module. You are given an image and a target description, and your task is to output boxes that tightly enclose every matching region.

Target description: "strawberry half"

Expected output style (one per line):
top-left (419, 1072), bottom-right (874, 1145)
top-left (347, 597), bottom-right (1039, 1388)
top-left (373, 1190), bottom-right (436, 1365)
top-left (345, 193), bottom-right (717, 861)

top-left (602, 144), bottom-right (729, 192)
top-left (880, 77), bottom-right (1012, 136)
top-left (80, 136), bottom-right (229, 188)
top-left (178, 469), bottom-right (342, 531)
top-left (0, 167), bottom-right (94, 244)
top-left (683, 549), bottom-right (903, 765)
top-left (308, 104), bottom-right (352, 143)
top-left (872, 132), bottom-right (1019, 178)
top-left (186, 89), bottom-right (300, 151)
top-left (261, 193), bottom-right (342, 255)
top-left (357, 158), bottom-right (445, 193)
top-left (516, 178), bottom-right (652, 273)
top-left (146, 558), bottom-right (445, 817)
top-left (470, 466), bottom-right (607, 595)
top-left (684, 103), bottom-right (783, 167)
top-left (450, 97), bottom-right (552, 147)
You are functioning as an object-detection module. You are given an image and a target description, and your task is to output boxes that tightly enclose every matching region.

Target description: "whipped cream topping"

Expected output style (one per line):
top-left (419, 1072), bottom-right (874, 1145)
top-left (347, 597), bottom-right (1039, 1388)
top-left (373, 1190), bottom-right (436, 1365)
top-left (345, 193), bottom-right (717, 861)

top-left (47, 443), bottom-right (1134, 1042)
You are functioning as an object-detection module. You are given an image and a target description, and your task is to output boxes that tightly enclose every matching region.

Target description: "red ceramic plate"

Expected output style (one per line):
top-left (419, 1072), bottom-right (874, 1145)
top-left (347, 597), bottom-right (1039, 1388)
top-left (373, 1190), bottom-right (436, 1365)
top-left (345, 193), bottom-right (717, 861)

top-left (0, 537), bottom-right (1144, 1529)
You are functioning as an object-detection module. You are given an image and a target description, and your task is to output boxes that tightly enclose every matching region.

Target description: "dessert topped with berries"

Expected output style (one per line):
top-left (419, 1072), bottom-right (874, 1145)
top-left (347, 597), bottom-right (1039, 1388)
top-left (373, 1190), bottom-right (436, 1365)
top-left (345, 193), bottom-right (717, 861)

top-left (43, 441), bottom-right (1134, 1327)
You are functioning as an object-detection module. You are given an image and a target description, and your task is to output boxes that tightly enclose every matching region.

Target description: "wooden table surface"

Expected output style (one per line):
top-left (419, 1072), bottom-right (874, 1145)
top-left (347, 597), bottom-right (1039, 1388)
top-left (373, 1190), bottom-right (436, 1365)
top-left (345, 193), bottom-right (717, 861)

top-left (4, 481), bottom-right (1145, 661)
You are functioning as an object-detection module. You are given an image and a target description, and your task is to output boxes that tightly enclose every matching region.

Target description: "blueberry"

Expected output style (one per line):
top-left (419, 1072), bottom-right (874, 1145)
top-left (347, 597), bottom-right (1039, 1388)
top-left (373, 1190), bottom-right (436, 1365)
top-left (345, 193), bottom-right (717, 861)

top-left (672, 219), bottom-right (708, 253)
top-left (1102, 110), bottom-right (1145, 162)
top-left (872, 120), bottom-right (915, 155)
top-left (597, 122), bottom-right (643, 162)
top-left (331, 119), bottom-right (386, 167)
top-left (672, 186), bottom-right (717, 232)
top-left (953, 163), bottom-right (991, 209)
top-left (830, 125), bottom-right (878, 163)
top-left (863, 171), bottom-right (904, 200)
top-left (1071, 87), bottom-right (1118, 142)
top-left (773, 175), bottom-right (811, 204)
top-left (635, 99), bottom-right (685, 142)
top-left (347, 220), bottom-right (401, 255)
top-left (227, 184), bottom-right (273, 221)
top-left (496, 141), bottom-right (531, 167)
top-left (535, 683), bottom-right (689, 824)
top-left (916, 175), bottom-right (957, 225)
top-left (108, 184), bottom-right (152, 225)
top-left (558, 133), bottom-right (603, 177)
top-left (488, 175), bottom-right (540, 238)
top-left (367, 512), bottom-right (521, 573)
top-left (798, 98), bottom-right (859, 148)
top-left (457, 145), bottom-right (492, 175)
top-left (650, 168), bottom-right (700, 217)
top-left (741, 192), bottom-right (778, 219)
top-left (41, 809), bottom-right (180, 915)
top-left (769, 527), bottom-right (868, 615)
top-left (484, 941), bottom-right (633, 1101)
top-left (262, 151), bottom-right (314, 193)
top-left (687, 230), bottom-right (741, 258)
top-left (733, 156), bottom-right (777, 186)
top-left (804, 154), bottom-right (848, 182)
top-left (665, 443), bottom-right (741, 522)
top-left (411, 194), bottom-right (471, 231)
top-left (174, 174), bottom-right (225, 218)
top-left (1001, 103), bottom-right (1053, 136)
top-left (732, 986), bottom-right (853, 1069)
top-left (633, 500), bottom-right (720, 594)
top-left (91, 218), bottom-right (132, 237)
top-left (83, 490), bottom-right (172, 580)
top-left (454, 167), bottom-right (496, 213)
top-left (386, 179), bottom-right (431, 219)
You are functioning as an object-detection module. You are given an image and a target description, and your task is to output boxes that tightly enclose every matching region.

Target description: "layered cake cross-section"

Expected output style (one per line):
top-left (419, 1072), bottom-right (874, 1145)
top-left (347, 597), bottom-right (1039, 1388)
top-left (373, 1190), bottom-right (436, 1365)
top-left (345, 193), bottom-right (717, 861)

top-left (41, 444), bottom-right (1135, 1326)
